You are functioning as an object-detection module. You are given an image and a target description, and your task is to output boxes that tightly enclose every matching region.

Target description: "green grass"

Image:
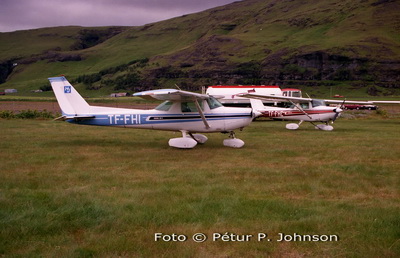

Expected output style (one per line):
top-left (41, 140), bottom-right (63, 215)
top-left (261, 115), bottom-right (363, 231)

top-left (0, 27), bottom-right (82, 60)
top-left (1, 116), bottom-right (399, 257)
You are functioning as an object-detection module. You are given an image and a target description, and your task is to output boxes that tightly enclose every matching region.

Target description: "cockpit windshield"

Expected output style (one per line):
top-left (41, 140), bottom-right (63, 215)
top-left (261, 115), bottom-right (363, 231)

top-left (207, 96), bottom-right (223, 109)
top-left (312, 99), bottom-right (326, 107)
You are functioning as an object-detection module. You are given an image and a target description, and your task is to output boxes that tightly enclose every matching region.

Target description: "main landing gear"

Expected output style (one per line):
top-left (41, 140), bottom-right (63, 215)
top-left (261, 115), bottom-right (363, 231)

top-left (168, 131), bottom-right (203, 149)
top-left (168, 130), bottom-right (244, 149)
top-left (314, 122), bottom-right (334, 131)
top-left (285, 121), bottom-right (334, 131)
top-left (223, 131), bottom-right (245, 148)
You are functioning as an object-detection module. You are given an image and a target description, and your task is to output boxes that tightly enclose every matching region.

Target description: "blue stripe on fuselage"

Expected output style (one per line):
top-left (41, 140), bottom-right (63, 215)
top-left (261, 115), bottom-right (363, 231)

top-left (65, 113), bottom-right (251, 126)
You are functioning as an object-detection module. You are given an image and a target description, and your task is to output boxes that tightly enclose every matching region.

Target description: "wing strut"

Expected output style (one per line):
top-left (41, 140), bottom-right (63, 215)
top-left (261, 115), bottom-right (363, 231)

top-left (289, 100), bottom-right (313, 120)
top-left (194, 99), bottom-right (210, 129)
top-left (289, 100), bottom-right (323, 130)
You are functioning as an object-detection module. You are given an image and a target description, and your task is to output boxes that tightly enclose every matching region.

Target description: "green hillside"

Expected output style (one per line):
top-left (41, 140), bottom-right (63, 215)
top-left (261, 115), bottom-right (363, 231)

top-left (1, 0), bottom-right (400, 97)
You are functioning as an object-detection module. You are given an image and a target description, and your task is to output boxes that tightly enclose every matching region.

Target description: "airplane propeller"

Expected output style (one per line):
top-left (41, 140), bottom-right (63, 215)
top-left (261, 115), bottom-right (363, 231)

top-left (332, 99), bottom-right (345, 122)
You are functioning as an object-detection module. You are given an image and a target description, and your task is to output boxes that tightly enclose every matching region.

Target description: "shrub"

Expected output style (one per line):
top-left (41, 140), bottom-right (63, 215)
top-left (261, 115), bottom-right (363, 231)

top-left (0, 110), bottom-right (55, 119)
top-left (376, 108), bottom-right (388, 118)
top-left (0, 110), bottom-right (15, 119)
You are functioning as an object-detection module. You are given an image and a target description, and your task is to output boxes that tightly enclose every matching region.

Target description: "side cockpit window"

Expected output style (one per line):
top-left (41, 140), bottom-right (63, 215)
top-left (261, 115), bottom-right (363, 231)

top-left (181, 102), bottom-right (202, 112)
top-left (155, 101), bottom-right (173, 111)
top-left (312, 99), bottom-right (326, 107)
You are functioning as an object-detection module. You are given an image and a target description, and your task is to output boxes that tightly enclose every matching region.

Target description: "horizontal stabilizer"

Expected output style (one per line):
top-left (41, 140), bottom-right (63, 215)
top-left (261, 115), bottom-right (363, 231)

top-left (54, 115), bottom-right (95, 121)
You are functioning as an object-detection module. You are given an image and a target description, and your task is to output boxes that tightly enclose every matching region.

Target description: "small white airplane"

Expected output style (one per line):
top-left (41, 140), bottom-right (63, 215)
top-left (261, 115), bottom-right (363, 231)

top-left (49, 76), bottom-right (256, 148)
top-left (238, 92), bottom-right (400, 131)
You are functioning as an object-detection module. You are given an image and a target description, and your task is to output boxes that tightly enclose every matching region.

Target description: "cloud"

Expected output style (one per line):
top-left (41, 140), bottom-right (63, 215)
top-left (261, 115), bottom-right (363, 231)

top-left (0, 0), bottom-right (237, 32)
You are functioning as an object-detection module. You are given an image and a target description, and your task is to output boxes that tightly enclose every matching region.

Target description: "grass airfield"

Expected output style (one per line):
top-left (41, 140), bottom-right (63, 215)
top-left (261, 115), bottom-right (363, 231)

top-left (1, 117), bottom-right (399, 257)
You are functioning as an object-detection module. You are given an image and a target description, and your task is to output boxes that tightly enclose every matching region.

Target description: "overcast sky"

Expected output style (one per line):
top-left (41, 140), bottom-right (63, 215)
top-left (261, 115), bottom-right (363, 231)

top-left (0, 0), bottom-right (238, 32)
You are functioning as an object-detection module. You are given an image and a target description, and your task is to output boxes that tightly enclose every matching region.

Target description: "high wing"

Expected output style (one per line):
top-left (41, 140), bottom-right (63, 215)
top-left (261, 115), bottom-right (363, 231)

top-left (133, 89), bottom-right (211, 128)
top-left (324, 99), bottom-right (400, 104)
top-left (238, 93), bottom-right (312, 103)
top-left (238, 92), bottom-right (400, 105)
top-left (133, 89), bottom-right (210, 101)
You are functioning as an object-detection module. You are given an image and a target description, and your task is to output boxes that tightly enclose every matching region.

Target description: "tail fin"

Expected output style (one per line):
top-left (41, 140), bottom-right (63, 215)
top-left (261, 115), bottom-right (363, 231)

top-left (48, 76), bottom-right (91, 115)
top-left (249, 98), bottom-right (265, 110)
top-left (249, 99), bottom-right (265, 118)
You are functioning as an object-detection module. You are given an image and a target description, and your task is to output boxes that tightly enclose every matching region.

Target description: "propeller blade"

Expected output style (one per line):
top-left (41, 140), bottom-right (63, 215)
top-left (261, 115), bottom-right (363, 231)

top-left (341, 99), bottom-right (346, 108)
top-left (333, 113), bottom-right (339, 122)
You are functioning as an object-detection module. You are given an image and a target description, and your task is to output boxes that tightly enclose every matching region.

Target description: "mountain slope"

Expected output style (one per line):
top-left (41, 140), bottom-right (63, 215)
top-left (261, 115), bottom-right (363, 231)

top-left (1, 0), bottom-right (400, 96)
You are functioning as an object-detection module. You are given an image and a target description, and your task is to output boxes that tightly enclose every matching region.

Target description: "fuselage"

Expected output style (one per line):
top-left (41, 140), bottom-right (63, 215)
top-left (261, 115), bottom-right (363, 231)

top-left (65, 100), bottom-right (253, 133)
top-left (260, 106), bottom-right (338, 122)
top-left (48, 76), bottom-right (255, 148)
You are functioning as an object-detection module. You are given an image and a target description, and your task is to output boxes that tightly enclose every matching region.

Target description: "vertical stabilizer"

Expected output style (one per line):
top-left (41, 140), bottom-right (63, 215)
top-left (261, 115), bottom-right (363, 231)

top-left (48, 76), bottom-right (91, 115)
top-left (249, 98), bottom-right (265, 118)
top-left (249, 98), bottom-right (265, 110)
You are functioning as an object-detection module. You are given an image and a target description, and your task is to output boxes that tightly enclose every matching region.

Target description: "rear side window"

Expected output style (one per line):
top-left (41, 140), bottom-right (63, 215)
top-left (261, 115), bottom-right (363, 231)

top-left (181, 102), bottom-right (202, 112)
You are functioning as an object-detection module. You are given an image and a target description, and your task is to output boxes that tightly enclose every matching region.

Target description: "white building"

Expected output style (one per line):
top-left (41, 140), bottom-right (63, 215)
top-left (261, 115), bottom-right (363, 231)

top-left (206, 85), bottom-right (301, 106)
